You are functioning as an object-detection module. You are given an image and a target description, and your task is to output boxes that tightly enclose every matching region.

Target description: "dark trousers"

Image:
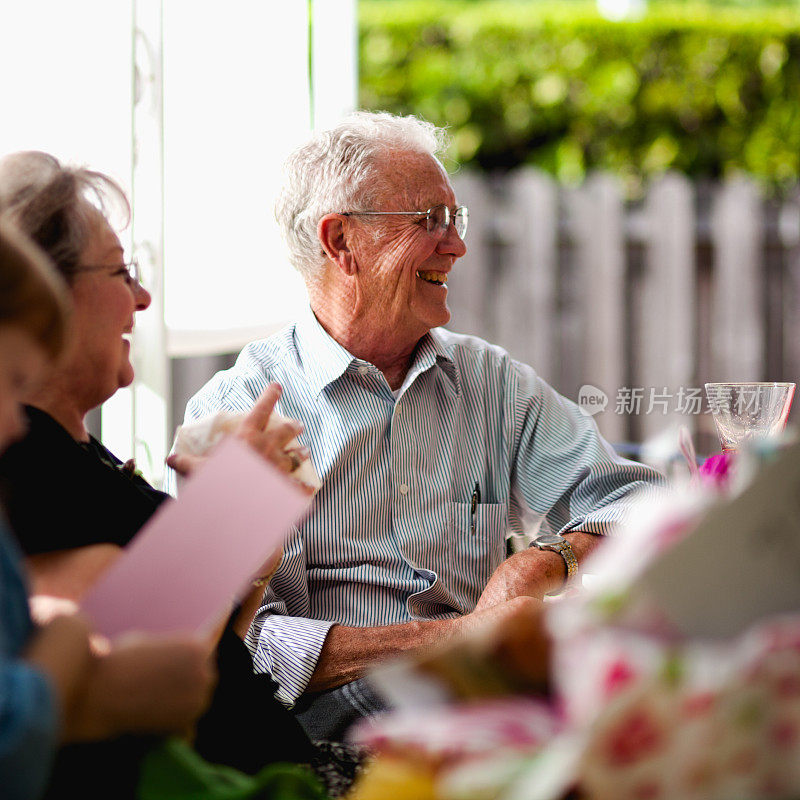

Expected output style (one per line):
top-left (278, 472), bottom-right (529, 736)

top-left (292, 677), bottom-right (390, 741)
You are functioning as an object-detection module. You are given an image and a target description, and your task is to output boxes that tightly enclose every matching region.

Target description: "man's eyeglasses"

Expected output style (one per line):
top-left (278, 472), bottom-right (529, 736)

top-left (75, 259), bottom-right (142, 286)
top-left (342, 204), bottom-right (469, 240)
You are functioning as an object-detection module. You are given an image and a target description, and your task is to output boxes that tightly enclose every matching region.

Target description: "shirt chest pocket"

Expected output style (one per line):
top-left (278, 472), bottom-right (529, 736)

top-left (446, 501), bottom-right (508, 589)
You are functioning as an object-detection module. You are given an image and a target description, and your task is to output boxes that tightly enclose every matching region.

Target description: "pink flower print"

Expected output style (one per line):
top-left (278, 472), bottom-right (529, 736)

top-left (602, 708), bottom-right (665, 767)
top-left (493, 719), bottom-right (545, 749)
top-left (602, 660), bottom-right (637, 699)
top-left (774, 673), bottom-right (800, 699)
top-left (769, 719), bottom-right (798, 750)
top-left (681, 692), bottom-right (715, 719)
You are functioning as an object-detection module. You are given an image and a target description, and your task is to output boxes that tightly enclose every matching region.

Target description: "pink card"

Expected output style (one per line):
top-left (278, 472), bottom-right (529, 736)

top-left (81, 437), bottom-right (312, 638)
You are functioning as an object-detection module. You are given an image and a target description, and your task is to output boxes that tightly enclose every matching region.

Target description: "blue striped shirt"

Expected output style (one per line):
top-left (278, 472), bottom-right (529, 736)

top-left (178, 308), bottom-right (662, 706)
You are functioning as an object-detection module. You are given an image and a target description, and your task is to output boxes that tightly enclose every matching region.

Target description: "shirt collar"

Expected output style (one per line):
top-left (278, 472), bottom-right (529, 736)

top-left (294, 307), bottom-right (459, 397)
top-left (294, 307), bottom-right (356, 397)
top-left (408, 328), bottom-right (459, 390)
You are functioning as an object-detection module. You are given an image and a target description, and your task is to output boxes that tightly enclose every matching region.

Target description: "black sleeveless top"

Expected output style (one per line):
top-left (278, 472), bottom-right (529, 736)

top-left (0, 406), bottom-right (318, 799)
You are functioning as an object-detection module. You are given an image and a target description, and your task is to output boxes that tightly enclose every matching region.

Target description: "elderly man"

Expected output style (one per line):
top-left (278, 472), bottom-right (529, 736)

top-left (180, 111), bottom-right (662, 739)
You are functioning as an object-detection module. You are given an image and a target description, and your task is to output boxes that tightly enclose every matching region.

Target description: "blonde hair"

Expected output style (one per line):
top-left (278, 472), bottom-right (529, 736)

top-left (0, 150), bottom-right (129, 283)
top-left (0, 216), bottom-right (71, 361)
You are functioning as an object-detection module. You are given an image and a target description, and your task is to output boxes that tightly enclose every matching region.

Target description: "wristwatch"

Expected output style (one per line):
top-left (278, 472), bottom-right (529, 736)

top-left (531, 533), bottom-right (579, 593)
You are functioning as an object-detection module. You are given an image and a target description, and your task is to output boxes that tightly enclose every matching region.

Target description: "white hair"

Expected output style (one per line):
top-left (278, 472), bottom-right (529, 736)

top-left (275, 111), bottom-right (449, 279)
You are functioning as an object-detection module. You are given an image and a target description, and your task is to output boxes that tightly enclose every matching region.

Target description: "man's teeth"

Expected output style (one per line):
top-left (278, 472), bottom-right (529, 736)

top-left (416, 270), bottom-right (448, 285)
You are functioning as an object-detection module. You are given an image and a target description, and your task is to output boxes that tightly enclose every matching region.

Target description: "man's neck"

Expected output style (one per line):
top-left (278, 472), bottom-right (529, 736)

top-left (308, 291), bottom-right (423, 392)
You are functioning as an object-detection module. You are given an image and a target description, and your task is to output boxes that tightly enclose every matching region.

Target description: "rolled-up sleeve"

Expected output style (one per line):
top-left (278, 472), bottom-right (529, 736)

top-left (245, 611), bottom-right (335, 707)
top-left (0, 661), bottom-right (58, 800)
top-left (510, 364), bottom-right (664, 536)
top-left (243, 527), bottom-right (336, 707)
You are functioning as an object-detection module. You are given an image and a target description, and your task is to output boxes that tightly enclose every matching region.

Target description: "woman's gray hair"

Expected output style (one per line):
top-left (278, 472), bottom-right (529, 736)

top-left (0, 151), bottom-right (129, 283)
top-left (275, 111), bottom-right (449, 279)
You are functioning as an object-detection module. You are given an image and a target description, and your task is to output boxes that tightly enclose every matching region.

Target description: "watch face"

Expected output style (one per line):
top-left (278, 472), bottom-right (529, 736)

top-left (536, 533), bottom-right (565, 546)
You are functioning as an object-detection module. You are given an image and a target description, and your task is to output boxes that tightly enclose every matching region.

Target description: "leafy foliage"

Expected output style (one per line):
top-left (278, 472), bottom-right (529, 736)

top-left (359, 2), bottom-right (800, 190)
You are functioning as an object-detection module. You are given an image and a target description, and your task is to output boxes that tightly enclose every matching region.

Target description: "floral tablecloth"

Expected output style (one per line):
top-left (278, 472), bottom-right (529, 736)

top-left (350, 446), bottom-right (800, 800)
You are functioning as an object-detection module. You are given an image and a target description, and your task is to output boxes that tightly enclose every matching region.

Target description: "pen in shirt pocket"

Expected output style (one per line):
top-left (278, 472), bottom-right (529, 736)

top-left (470, 481), bottom-right (481, 534)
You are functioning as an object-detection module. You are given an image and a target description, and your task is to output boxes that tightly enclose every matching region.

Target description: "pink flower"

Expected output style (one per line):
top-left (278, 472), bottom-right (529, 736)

top-left (774, 673), bottom-right (800, 698)
top-left (602, 660), bottom-right (637, 699)
top-left (681, 692), bottom-right (715, 718)
top-left (603, 709), bottom-right (665, 767)
top-left (770, 719), bottom-right (798, 749)
top-left (494, 720), bottom-right (546, 749)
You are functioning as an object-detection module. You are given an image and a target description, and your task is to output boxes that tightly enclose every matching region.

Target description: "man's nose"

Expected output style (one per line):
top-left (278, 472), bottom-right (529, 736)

top-left (437, 219), bottom-right (467, 258)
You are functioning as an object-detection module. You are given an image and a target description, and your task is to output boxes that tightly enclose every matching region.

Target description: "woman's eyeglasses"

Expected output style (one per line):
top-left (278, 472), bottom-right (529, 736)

top-left (75, 259), bottom-right (142, 286)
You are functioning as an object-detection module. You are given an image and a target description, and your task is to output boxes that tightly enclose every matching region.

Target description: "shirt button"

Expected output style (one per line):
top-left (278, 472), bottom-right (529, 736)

top-left (399, 483), bottom-right (410, 495)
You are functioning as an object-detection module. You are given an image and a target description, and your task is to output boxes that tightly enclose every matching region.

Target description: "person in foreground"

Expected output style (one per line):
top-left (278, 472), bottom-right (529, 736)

top-left (0, 219), bottom-right (215, 800)
top-left (0, 151), bottom-right (363, 798)
top-left (179, 111), bottom-right (665, 739)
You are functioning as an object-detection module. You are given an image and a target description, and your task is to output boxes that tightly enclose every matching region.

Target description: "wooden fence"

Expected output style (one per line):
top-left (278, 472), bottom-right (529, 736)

top-left (448, 170), bottom-right (800, 452)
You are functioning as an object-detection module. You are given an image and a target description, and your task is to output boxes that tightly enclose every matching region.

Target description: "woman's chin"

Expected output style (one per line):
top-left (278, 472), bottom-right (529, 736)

top-left (117, 364), bottom-right (135, 391)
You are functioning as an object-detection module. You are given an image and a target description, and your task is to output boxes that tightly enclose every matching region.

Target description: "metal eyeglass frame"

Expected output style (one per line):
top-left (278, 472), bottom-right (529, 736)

top-left (341, 204), bottom-right (469, 239)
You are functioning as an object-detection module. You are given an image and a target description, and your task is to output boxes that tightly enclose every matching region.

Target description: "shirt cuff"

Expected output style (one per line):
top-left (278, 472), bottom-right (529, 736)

top-left (245, 615), bottom-right (336, 707)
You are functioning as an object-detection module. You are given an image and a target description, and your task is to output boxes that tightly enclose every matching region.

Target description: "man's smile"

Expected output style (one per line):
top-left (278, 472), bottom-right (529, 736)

top-left (416, 270), bottom-right (448, 286)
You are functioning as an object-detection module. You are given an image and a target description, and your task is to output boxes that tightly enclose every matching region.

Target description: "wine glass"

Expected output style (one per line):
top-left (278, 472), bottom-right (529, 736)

top-left (704, 382), bottom-right (795, 453)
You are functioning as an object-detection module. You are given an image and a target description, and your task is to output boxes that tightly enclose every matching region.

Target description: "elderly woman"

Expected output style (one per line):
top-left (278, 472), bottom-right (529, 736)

top-left (0, 152), bottom-right (360, 798)
top-left (0, 218), bottom-right (214, 800)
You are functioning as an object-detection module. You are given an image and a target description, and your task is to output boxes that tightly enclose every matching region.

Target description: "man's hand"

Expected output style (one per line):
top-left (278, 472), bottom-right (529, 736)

top-left (474, 531), bottom-right (599, 612)
top-left (64, 634), bottom-right (217, 742)
top-left (405, 595), bottom-right (551, 697)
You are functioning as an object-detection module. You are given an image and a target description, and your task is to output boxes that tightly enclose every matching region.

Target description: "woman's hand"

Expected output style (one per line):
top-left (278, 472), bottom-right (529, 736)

top-left (27, 544), bottom-right (122, 602)
top-left (233, 383), bottom-right (311, 479)
top-left (64, 633), bottom-right (217, 742)
top-left (167, 384), bottom-right (313, 488)
top-left (231, 548), bottom-right (284, 640)
top-left (25, 613), bottom-right (94, 728)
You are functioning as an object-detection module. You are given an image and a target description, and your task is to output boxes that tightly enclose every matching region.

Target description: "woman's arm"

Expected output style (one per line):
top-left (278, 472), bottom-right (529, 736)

top-left (26, 544), bottom-right (121, 601)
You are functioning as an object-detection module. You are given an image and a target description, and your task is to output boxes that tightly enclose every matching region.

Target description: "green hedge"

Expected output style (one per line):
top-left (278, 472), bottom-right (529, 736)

top-left (359, 2), bottom-right (800, 191)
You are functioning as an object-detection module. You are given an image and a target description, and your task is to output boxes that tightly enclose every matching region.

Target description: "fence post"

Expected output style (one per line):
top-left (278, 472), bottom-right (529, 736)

top-left (780, 189), bottom-right (800, 402)
top-left (561, 174), bottom-right (626, 441)
top-left (500, 167), bottom-right (559, 383)
top-left (709, 178), bottom-right (763, 381)
top-left (639, 172), bottom-right (696, 440)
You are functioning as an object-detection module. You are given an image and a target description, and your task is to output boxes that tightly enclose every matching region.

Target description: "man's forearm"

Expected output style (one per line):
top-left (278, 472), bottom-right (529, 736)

top-left (307, 617), bottom-right (456, 692)
top-left (475, 530), bottom-right (599, 611)
top-left (306, 598), bottom-right (540, 692)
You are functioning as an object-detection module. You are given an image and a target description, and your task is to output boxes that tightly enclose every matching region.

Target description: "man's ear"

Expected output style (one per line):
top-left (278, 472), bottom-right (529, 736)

top-left (318, 214), bottom-right (357, 276)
